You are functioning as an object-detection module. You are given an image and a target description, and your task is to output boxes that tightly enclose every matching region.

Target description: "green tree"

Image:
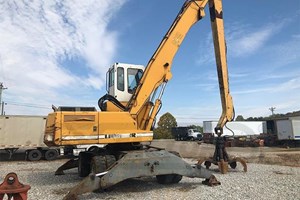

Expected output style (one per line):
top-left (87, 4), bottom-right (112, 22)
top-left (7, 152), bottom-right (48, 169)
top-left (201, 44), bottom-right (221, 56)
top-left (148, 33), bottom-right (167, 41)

top-left (153, 112), bottom-right (177, 139)
top-left (235, 115), bottom-right (245, 121)
top-left (244, 110), bottom-right (300, 121)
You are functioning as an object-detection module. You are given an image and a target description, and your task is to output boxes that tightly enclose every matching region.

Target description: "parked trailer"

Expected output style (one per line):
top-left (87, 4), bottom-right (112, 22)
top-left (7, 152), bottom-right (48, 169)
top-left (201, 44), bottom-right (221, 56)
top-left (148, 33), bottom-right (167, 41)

top-left (276, 119), bottom-right (300, 140)
top-left (265, 118), bottom-right (300, 147)
top-left (0, 115), bottom-right (59, 161)
top-left (0, 115), bottom-right (106, 160)
top-left (203, 121), bottom-right (267, 143)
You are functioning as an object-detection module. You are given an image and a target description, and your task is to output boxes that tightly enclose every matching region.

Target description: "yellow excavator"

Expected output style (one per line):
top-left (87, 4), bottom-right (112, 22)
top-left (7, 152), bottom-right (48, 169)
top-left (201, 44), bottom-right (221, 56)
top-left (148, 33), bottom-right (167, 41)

top-left (44, 0), bottom-right (246, 199)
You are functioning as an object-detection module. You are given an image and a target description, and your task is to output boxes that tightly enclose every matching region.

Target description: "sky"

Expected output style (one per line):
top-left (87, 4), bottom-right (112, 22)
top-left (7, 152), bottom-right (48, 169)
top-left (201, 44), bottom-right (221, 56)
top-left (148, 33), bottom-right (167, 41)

top-left (0, 0), bottom-right (299, 126)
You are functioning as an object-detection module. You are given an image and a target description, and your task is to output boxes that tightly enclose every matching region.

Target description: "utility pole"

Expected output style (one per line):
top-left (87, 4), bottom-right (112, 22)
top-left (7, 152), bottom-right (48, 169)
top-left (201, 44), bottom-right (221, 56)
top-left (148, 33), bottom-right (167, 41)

top-left (0, 82), bottom-right (8, 115)
top-left (269, 107), bottom-right (276, 116)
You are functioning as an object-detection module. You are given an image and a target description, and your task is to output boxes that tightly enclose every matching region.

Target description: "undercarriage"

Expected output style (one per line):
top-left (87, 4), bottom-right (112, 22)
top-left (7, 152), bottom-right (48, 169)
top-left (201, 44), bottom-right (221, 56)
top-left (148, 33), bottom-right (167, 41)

top-left (55, 144), bottom-right (221, 199)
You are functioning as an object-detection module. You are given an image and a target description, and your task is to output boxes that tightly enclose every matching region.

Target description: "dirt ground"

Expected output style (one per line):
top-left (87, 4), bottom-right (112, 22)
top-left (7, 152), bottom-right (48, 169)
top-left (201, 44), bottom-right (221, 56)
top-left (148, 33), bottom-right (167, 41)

top-left (149, 140), bottom-right (300, 167)
top-left (0, 140), bottom-right (299, 200)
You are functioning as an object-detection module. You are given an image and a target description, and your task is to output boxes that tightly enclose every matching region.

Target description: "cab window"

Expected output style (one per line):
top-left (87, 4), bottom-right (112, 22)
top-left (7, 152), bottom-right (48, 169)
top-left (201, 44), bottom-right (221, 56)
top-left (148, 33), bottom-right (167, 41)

top-left (127, 68), bottom-right (143, 94)
top-left (117, 67), bottom-right (124, 91)
top-left (108, 68), bottom-right (114, 88)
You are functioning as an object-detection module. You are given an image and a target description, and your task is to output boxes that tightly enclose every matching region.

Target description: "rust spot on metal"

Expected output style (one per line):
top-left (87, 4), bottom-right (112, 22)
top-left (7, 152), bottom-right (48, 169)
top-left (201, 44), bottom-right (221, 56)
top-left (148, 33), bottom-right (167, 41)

top-left (202, 175), bottom-right (221, 186)
top-left (0, 172), bottom-right (31, 200)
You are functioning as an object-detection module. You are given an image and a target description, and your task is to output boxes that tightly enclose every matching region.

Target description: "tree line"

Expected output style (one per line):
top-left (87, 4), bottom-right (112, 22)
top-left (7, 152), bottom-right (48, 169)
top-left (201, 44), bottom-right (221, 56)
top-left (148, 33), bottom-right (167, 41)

top-left (154, 110), bottom-right (300, 139)
top-left (235, 110), bottom-right (300, 121)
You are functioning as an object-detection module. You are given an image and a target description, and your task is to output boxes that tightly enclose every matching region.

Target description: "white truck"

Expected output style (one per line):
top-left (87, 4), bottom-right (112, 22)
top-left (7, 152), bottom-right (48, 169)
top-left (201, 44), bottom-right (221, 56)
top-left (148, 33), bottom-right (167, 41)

top-left (203, 121), bottom-right (267, 143)
top-left (0, 115), bottom-right (60, 161)
top-left (171, 127), bottom-right (202, 141)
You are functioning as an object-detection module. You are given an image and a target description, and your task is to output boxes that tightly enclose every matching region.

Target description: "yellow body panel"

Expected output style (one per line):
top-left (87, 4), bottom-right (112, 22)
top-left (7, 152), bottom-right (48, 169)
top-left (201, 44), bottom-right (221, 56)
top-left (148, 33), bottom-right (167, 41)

top-left (105, 101), bottom-right (127, 112)
top-left (44, 111), bottom-right (153, 146)
top-left (99, 112), bottom-right (136, 133)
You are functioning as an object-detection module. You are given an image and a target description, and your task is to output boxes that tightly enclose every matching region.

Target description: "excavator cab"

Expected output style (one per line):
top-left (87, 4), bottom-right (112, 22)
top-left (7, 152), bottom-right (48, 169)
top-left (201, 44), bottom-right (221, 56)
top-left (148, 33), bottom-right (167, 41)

top-left (106, 63), bottom-right (144, 102)
top-left (99, 63), bottom-right (144, 112)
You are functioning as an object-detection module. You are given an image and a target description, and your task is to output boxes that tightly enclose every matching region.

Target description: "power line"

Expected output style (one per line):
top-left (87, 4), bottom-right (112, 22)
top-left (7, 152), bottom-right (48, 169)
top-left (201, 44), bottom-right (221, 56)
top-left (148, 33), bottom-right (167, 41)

top-left (175, 117), bottom-right (219, 120)
top-left (6, 102), bottom-right (50, 109)
top-left (6, 100), bottom-right (50, 107)
top-left (269, 107), bottom-right (276, 115)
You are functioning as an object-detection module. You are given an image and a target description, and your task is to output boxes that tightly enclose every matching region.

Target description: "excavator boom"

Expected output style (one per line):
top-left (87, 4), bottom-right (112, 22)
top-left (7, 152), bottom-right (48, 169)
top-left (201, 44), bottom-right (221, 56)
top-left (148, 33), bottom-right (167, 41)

top-left (127, 0), bottom-right (234, 132)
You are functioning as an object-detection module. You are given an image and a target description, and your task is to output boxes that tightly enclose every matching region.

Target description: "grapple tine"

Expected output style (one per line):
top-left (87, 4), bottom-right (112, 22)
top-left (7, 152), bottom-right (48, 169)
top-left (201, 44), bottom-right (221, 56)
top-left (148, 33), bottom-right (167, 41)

top-left (218, 159), bottom-right (228, 174)
top-left (232, 157), bottom-right (247, 172)
top-left (199, 156), bottom-right (247, 173)
top-left (55, 158), bottom-right (79, 176)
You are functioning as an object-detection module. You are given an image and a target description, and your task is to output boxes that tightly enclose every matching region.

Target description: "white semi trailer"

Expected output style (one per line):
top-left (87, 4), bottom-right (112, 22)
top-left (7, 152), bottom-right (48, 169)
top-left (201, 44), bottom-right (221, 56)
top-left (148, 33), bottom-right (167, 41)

top-left (0, 115), bottom-right (60, 161)
top-left (203, 121), bottom-right (267, 136)
top-left (203, 121), bottom-right (267, 143)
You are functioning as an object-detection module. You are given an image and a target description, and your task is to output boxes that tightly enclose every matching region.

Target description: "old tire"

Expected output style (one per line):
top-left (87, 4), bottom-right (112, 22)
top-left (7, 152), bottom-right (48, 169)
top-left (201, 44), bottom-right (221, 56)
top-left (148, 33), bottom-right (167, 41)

top-left (78, 152), bottom-right (91, 177)
top-left (90, 155), bottom-right (116, 174)
top-left (27, 149), bottom-right (42, 161)
top-left (88, 146), bottom-right (100, 153)
top-left (204, 161), bottom-right (212, 169)
top-left (45, 149), bottom-right (59, 161)
top-left (156, 174), bottom-right (182, 184)
top-left (156, 151), bottom-right (183, 184)
top-left (91, 156), bottom-right (106, 174)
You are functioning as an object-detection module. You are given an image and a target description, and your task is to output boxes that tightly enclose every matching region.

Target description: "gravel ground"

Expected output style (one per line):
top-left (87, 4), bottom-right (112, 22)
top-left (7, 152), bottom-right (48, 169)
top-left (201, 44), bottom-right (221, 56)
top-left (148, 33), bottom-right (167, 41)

top-left (0, 159), bottom-right (299, 200)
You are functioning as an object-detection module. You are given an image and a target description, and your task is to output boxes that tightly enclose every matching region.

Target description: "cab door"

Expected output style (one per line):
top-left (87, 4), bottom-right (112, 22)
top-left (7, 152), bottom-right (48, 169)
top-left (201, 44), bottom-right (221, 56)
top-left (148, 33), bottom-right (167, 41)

top-left (107, 67), bottom-right (115, 98)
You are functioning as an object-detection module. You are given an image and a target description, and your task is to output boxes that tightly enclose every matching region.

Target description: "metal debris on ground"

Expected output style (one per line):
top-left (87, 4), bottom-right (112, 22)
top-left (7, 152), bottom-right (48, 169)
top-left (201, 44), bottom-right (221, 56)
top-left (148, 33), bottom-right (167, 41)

top-left (0, 172), bottom-right (31, 200)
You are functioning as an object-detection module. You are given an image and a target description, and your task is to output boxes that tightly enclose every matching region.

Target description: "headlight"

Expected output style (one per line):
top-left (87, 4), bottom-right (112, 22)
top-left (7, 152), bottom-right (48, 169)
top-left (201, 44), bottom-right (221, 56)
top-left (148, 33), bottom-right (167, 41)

top-left (45, 134), bottom-right (54, 142)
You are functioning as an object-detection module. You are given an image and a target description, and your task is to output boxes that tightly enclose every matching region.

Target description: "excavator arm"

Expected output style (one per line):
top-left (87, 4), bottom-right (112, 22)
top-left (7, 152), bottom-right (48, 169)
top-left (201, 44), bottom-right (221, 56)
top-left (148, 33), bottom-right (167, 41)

top-left (209, 0), bottom-right (234, 135)
top-left (127, 0), bottom-right (234, 132)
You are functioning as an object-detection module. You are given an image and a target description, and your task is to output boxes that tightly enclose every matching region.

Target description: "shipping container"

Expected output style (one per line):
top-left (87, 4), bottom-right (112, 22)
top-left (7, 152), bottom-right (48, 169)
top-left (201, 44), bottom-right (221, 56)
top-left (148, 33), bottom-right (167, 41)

top-left (276, 119), bottom-right (300, 140)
